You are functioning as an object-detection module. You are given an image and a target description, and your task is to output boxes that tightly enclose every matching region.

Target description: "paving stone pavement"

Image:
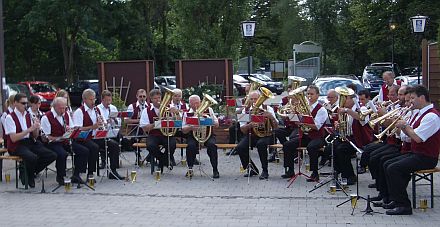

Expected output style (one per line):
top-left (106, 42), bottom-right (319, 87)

top-left (1, 148), bottom-right (440, 226)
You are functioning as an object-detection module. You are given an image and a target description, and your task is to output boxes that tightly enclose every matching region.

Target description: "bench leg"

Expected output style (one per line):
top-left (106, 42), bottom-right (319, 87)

top-left (431, 173), bottom-right (434, 208)
top-left (15, 161), bottom-right (18, 189)
top-left (412, 174), bottom-right (416, 209)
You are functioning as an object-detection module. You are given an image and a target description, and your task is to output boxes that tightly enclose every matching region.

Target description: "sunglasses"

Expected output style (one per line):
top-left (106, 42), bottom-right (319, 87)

top-left (20, 102), bottom-right (28, 105)
top-left (139, 95), bottom-right (146, 98)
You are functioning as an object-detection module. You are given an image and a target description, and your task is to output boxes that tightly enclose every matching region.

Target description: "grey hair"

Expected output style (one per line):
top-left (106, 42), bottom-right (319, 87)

top-left (52, 97), bottom-right (67, 107)
top-left (82, 89), bottom-right (96, 101)
top-left (189, 95), bottom-right (200, 102)
top-left (173, 88), bottom-right (183, 95)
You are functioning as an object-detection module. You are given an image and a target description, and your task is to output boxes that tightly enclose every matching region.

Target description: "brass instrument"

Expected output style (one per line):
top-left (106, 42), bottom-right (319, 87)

top-left (287, 86), bottom-right (312, 133)
top-left (359, 108), bottom-right (374, 121)
top-left (252, 87), bottom-right (274, 137)
top-left (192, 94), bottom-right (218, 143)
top-left (244, 77), bottom-right (267, 108)
top-left (158, 87), bottom-right (177, 137)
top-left (368, 107), bottom-right (401, 128)
top-left (288, 76), bottom-right (306, 90)
top-left (277, 76), bottom-right (306, 117)
top-left (374, 106), bottom-right (412, 140)
top-left (335, 87), bottom-right (355, 141)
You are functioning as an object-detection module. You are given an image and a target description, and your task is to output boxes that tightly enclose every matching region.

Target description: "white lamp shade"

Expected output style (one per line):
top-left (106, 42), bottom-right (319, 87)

top-left (241, 21), bottom-right (256, 38)
top-left (410, 15), bottom-right (428, 33)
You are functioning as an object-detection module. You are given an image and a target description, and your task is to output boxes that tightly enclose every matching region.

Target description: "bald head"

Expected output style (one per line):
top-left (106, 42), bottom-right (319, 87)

top-left (326, 89), bottom-right (337, 105)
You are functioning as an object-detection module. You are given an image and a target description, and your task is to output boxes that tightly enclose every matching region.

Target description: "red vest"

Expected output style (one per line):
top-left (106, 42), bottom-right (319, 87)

top-left (381, 80), bottom-right (401, 101)
top-left (300, 103), bottom-right (324, 139)
top-left (6, 111), bottom-right (32, 152)
top-left (410, 108), bottom-right (440, 159)
top-left (131, 102), bottom-right (148, 119)
top-left (80, 105), bottom-right (100, 127)
top-left (352, 118), bottom-right (373, 147)
top-left (146, 106), bottom-right (162, 136)
top-left (46, 111), bottom-right (70, 137)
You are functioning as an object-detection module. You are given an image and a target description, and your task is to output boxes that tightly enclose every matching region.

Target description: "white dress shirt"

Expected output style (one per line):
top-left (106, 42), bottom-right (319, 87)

top-left (5, 108), bottom-right (32, 138)
top-left (183, 107), bottom-right (218, 127)
top-left (97, 103), bottom-right (118, 121)
top-left (239, 105), bottom-right (278, 127)
top-left (1, 106), bottom-right (14, 137)
top-left (139, 105), bottom-right (160, 127)
top-left (73, 105), bottom-right (103, 136)
top-left (127, 101), bottom-right (148, 113)
top-left (400, 109), bottom-right (419, 142)
top-left (411, 104), bottom-right (440, 142)
top-left (41, 108), bottom-right (74, 136)
top-left (309, 101), bottom-right (328, 130)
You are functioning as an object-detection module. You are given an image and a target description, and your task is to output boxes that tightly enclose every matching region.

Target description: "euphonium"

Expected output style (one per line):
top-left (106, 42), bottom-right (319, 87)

top-left (288, 86), bottom-right (312, 133)
top-left (193, 94), bottom-right (218, 143)
top-left (159, 87), bottom-right (177, 136)
top-left (335, 87), bottom-right (355, 141)
top-left (288, 76), bottom-right (306, 90)
top-left (244, 77), bottom-right (266, 108)
top-left (277, 77), bottom-right (306, 117)
top-left (252, 87), bottom-right (274, 137)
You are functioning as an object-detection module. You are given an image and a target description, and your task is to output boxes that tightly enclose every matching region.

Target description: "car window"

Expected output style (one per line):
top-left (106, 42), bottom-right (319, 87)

top-left (315, 80), bottom-right (363, 96)
top-left (253, 74), bottom-right (271, 81)
top-left (364, 67), bottom-right (391, 79)
top-left (30, 83), bottom-right (56, 93)
top-left (156, 78), bottom-right (166, 85)
top-left (167, 78), bottom-right (176, 85)
top-left (89, 83), bottom-right (99, 92)
top-left (233, 75), bottom-right (247, 82)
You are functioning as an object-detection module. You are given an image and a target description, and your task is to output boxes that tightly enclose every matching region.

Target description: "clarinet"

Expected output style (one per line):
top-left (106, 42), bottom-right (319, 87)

top-left (94, 106), bottom-right (105, 130)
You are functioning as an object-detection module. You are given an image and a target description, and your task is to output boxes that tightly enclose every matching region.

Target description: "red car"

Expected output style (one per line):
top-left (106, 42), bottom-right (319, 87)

top-left (18, 81), bottom-right (58, 111)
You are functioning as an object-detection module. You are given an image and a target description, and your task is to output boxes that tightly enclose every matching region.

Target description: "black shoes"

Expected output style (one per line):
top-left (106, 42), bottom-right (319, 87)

top-left (71, 175), bottom-right (86, 184)
top-left (193, 158), bottom-right (200, 165)
top-left (370, 194), bottom-right (383, 202)
top-left (259, 171), bottom-right (269, 180)
top-left (243, 169), bottom-right (259, 177)
top-left (347, 177), bottom-right (357, 185)
top-left (357, 166), bottom-right (366, 174)
top-left (56, 175), bottom-right (65, 186)
top-left (213, 170), bottom-right (220, 179)
top-left (382, 201), bottom-right (398, 209)
top-left (109, 170), bottom-right (126, 180)
top-left (281, 170), bottom-right (295, 179)
top-left (306, 172), bottom-right (319, 182)
top-left (99, 161), bottom-right (106, 169)
top-left (386, 206), bottom-right (412, 215)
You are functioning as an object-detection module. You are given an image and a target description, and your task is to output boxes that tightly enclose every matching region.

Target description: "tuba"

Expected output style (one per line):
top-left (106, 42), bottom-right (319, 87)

top-left (252, 87), bottom-right (274, 137)
top-left (192, 94), bottom-right (218, 143)
top-left (244, 77), bottom-right (266, 108)
top-left (159, 87), bottom-right (177, 136)
top-left (335, 87), bottom-right (355, 141)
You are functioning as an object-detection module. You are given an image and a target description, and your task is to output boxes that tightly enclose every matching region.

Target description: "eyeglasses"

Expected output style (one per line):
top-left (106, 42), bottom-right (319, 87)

top-left (139, 95), bottom-right (146, 98)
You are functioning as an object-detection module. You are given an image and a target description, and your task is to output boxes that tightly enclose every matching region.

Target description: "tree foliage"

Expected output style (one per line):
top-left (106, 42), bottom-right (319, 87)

top-left (3, 0), bottom-right (440, 87)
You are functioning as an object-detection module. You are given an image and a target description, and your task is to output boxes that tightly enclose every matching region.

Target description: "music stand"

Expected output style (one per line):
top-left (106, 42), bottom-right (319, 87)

top-left (95, 129), bottom-right (125, 183)
top-left (52, 130), bottom-right (95, 192)
top-left (309, 128), bottom-right (348, 195)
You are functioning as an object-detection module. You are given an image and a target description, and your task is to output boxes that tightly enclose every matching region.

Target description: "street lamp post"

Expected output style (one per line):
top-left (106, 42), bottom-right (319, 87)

top-left (241, 21), bottom-right (256, 79)
top-left (409, 15), bottom-right (428, 84)
top-left (389, 18), bottom-right (397, 64)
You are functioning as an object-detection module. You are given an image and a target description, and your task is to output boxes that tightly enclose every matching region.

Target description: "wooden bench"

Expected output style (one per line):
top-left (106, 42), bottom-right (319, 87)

top-left (411, 167), bottom-right (440, 209)
top-left (216, 144), bottom-right (237, 153)
top-left (0, 149), bottom-right (28, 189)
top-left (132, 143), bottom-right (187, 149)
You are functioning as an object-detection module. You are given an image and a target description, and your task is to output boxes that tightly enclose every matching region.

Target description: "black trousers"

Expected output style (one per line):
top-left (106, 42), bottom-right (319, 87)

top-left (283, 135), bottom-right (325, 172)
top-left (236, 134), bottom-right (272, 173)
top-left (386, 153), bottom-right (438, 207)
top-left (368, 144), bottom-right (399, 180)
top-left (46, 141), bottom-right (89, 177)
top-left (11, 139), bottom-right (57, 179)
top-left (146, 135), bottom-right (176, 167)
top-left (228, 122), bottom-right (243, 144)
top-left (94, 139), bottom-right (120, 170)
top-left (274, 127), bottom-right (296, 145)
top-left (359, 141), bottom-right (386, 168)
top-left (186, 135), bottom-right (218, 170)
top-left (75, 140), bottom-right (99, 174)
top-left (376, 151), bottom-right (402, 197)
top-left (333, 140), bottom-right (356, 179)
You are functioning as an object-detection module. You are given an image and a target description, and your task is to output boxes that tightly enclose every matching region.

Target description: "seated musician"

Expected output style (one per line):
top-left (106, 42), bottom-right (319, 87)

top-left (41, 97), bottom-right (90, 185)
top-left (227, 84), bottom-right (250, 155)
top-left (27, 95), bottom-right (43, 120)
top-left (168, 88), bottom-right (188, 166)
top-left (383, 85), bottom-right (439, 215)
top-left (4, 93), bottom-right (57, 188)
top-left (125, 89), bottom-right (148, 136)
top-left (56, 89), bottom-right (74, 115)
top-left (334, 93), bottom-right (372, 185)
top-left (73, 89), bottom-right (124, 180)
top-left (236, 90), bottom-right (278, 180)
top-left (370, 87), bottom-right (417, 206)
top-left (320, 89), bottom-right (339, 165)
top-left (1, 94), bottom-right (16, 146)
top-left (181, 95), bottom-right (219, 179)
top-left (140, 89), bottom-right (177, 172)
top-left (97, 90), bottom-right (120, 169)
top-left (281, 85), bottom-right (327, 181)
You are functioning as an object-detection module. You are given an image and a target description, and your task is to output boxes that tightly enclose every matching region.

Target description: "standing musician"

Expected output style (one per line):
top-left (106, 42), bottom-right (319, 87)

top-left (4, 93), bottom-right (57, 188)
top-left (378, 71), bottom-right (401, 102)
top-left (236, 90), bottom-right (278, 180)
top-left (97, 90), bottom-right (120, 169)
top-left (384, 85), bottom-right (439, 215)
top-left (41, 97), bottom-right (90, 185)
top-left (140, 89), bottom-right (177, 171)
top-left (333, 92), bottom-right (372, 185)
top-left (281, 85), bottom-right (327, 181)
top-left (181, 95), bottom-right (220, 178)
top-left (73, 89), bottom-right (124, 180)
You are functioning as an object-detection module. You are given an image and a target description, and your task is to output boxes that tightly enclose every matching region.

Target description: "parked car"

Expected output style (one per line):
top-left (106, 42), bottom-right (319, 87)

top-left (361, 65), bottom-right (395, 96)
top-left (233, 74), bottom-right (250, 96)
top-left (313, 77), bottom-right (365, 103)
top-left (315, 74), bottom-right (360, 83)
top-left (5, 83), bottom-right (31, 98)
top-left (18, 81), bottom-right (58, 111)
top-left (396, 75), bottom-right (421, 86)
top-left (66, 80), bottom-right (100, 107)
top-left (238, 73), bottom-right (284, 95)
top-left (370, 62), bottom-right (401, 76)
top-left (401, 67), bottom-right (420, 77)
top-left (155, 76), bottom-right (176, 91)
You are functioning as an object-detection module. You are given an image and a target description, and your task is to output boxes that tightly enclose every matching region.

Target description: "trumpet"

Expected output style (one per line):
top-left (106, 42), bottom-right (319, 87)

top-left (368, 107), bottom-right (401, 128)
top-left (374, 106), bottom-right (412, 140)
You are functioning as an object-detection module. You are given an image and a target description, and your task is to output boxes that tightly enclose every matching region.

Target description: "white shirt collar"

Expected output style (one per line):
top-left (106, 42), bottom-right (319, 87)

top-left (14, 108), bottom-right (26, 117)
top-left (310, 100), bottom-right (319, 109)
top-left (51, 108), bottom-right (63, 117)
top-left (418, 104), bottom-right (434, 116)
top-left (84, 104), bottom-right (93, 112)
top-left (7, 106), bottom-right (13, 113)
